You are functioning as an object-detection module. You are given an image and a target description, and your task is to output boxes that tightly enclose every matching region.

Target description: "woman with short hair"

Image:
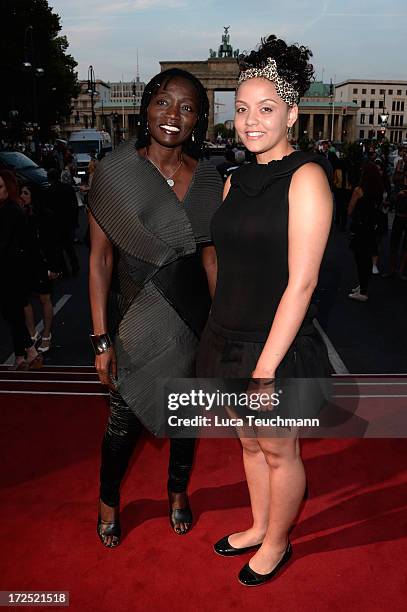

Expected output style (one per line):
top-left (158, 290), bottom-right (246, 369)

top-left (88, 68), bottom-right (223, 546)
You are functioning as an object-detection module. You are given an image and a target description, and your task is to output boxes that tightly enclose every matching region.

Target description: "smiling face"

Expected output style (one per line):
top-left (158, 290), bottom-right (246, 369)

top-left (234, 78), bottom-right (297, 155)
top-left (147, 76), bottom-right (199, 148)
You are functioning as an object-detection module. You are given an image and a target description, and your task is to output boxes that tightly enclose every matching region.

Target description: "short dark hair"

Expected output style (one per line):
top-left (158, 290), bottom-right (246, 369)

top-left (136, 68), bottom-right (209, 159)
top-left (238, 34), bottom-right (314, 99)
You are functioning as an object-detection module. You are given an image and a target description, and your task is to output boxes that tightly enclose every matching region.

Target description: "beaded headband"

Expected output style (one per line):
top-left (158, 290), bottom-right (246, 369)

top-left (237, 58), bottom-right (299, 106)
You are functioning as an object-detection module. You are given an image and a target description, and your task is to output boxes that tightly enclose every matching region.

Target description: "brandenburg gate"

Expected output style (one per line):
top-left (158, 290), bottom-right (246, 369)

top-left (160, 28), bottom-right (357, 142)
top-left (160, 27), bottom-right (239, 139)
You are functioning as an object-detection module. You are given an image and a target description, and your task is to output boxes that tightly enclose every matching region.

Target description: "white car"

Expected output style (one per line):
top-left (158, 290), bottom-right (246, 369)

top-left (204, 141), bottom-right (224, 149)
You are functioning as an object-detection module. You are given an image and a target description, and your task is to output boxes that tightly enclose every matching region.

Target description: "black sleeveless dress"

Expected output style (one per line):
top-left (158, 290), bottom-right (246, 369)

top-left (196, 151), bottom-right (333, 419)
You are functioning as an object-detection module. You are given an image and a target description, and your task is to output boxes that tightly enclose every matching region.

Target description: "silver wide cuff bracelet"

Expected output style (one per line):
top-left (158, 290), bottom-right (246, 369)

top-left (89, 333), bottom-right (112, 355)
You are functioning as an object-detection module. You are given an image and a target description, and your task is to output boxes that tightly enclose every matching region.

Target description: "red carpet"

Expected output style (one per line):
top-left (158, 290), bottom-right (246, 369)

top-left (1, 393), bottom-right (407, 611)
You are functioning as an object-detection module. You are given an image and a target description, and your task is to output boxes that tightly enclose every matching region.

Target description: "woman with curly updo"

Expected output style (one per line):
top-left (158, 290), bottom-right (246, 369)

top-left (197, 35), bottom-right (333, 586)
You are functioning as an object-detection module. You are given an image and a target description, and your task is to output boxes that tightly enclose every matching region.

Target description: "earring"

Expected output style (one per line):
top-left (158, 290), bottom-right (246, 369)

top-left (287, 126), bottom-right (293, 139)
top-left (145, 120), bottom-right (149, 136)
top-left (191, 131), bottom-right (195, 142)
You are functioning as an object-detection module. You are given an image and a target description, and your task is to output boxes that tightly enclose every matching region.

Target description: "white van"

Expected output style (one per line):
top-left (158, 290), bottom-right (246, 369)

top-left (68, 129), bottom-right (112, 178)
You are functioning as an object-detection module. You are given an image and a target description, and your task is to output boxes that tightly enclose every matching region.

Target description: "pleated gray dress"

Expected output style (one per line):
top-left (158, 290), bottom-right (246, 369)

top-left (88, 140), bottom-right (223, 434)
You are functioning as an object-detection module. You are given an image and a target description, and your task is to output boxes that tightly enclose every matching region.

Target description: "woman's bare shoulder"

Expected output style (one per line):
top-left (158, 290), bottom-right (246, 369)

top-left (292, 161), bottom-right (328, 181)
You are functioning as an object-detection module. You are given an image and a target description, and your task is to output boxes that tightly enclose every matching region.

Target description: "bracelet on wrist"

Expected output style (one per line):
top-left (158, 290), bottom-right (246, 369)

top-left (250, 375), bottom-right (276, 387)
top-left (89, 333), bottom-right (112, 355)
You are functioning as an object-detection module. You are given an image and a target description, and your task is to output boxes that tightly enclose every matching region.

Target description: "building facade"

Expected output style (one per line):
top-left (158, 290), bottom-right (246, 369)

top-left (62, 77), bottom-right (145, 142)
top-left (108, 77), bottom-right (145, 106)
top-left (62, 80), bottom-right (111, 138)
top-left (295, 81), bottom-right (358, 142)
top-left (335, 80), bottom-right (407, 143)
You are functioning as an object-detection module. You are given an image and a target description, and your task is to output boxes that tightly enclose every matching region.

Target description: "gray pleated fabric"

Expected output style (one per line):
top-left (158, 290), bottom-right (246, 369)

top-left (88, 139), bottom-right (223, 434)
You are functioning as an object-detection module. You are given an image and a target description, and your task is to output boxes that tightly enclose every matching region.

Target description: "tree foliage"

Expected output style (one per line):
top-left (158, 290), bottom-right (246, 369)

top-left (1, 0), bottom-right (79, 140)
top-left (214, 123), bottom-right (234, 139)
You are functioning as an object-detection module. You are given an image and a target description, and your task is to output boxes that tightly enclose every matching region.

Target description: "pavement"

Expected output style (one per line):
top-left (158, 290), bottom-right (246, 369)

top-left (1, 181), bottom-right (406, 374)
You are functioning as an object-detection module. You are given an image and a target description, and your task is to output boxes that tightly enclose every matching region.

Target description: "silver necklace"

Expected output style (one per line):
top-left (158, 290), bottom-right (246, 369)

top-left (146, 151), bottom-right (183, 187)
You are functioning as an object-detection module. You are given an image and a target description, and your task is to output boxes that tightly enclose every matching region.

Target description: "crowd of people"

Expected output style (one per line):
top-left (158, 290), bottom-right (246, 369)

top-left (0, 158), bottom-right (80, 369)
top-left (330, 140), bottom-right (407, 300)
top-left (218, 137), bottom-right (407, 303)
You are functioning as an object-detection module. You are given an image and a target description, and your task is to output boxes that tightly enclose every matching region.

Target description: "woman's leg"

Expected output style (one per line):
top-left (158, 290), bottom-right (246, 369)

top-left (359, 250), bottom-right (372, 295)
top-left (227, 436), bottom-right (270, 548)
top-left (24, 303), bottom-right (36, 337)
top-left (38, 293), bottom-right (53, 349)
top-left (99, 389), bottom-right (143, 545)
top-left (167, 438), bottom-right (196, 534)
top-left (247, 436), bottom-right (305, 574)
top-left (167, 438), bottom-right (195, 493)
top-left (0, 295), bottom-right (33, 363)
top-left (354, 239), bottom-right (371, 295)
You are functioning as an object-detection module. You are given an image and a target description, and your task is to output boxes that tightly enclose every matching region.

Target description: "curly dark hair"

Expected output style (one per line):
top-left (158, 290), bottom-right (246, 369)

top-left (0, 168), bottom-right (19, 203)
top-left (238, 34), bottom-right (314, 99)
top-left (136, 68), bottom-right (209, 159)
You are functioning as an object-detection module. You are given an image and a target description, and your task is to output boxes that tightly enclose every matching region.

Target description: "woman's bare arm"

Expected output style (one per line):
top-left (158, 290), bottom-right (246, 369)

top-left (202, 245), bottom-right (217, 298)
top-left (88, 211), bottom-right (117, 388)
top-left (223, 174), bottom-right (232, 200)
top-left (200, 175), bottom-right (231, 298)
top-left (347, 186), bottom-right (363, 216)
top-left (253, 163), bottom-right (333, 378)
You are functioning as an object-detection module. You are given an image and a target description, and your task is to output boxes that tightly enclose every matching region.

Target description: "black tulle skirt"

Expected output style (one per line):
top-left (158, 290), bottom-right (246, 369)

top-left (196, 316), bottom-right (333, 421)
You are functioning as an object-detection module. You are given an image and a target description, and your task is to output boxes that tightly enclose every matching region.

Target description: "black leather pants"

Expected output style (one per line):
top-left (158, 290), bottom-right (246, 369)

top-left (99, 389), bottom-right (196, 507)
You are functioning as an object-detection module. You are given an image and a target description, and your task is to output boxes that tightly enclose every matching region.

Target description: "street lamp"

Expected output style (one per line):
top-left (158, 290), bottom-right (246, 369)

top-left (87, 65), bottom-right (98, 128)
top-left (329, 78), bottom-right (335, 142)
top-left (132, 79), bottom-right (137, 135)
top-left (379, 92), bottom-right (389, 140)
top-left (110, 113), bottom-right (120, 147)
top-left (101, 100), bottom-right (105, 130)
top-left (23, 25), bottom-right (44, 151)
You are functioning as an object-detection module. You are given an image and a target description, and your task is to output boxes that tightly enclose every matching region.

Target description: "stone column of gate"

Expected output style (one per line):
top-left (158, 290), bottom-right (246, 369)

top-left (336, 114), bottom-right (343, 141)
top-left (308, 114), bottom-right (315, 140)
top-left (207, 88), bottom-right (215, 140)
top-left (349, 116), bottom-right (356, 142)
top-left (124, 113), bottom-right (129, 140)
top-left (323, 114), bottom-right (329, 139)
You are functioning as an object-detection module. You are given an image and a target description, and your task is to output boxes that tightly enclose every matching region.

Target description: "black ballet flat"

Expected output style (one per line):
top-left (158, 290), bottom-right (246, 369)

top-left (214, 535), bottom-right (262, 557)
top-left (97, 514), bottom-right (121, 548)
top-left (238, 541), bottom-right (292, 586)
